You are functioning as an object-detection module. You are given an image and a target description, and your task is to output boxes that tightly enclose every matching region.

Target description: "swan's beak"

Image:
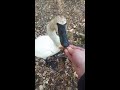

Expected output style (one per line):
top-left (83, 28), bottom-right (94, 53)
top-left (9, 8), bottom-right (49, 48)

top-left (57, 23), bottom-right (69, 48)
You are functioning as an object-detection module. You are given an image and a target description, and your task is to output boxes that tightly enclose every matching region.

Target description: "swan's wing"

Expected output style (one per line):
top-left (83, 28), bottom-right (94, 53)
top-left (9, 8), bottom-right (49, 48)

top-left (35, 36), bottom-right (60, 59)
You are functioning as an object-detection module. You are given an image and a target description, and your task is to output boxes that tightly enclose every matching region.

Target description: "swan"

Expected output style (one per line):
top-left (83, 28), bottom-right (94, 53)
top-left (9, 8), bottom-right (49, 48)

top-left (35, 16), bottom-right (69, 59)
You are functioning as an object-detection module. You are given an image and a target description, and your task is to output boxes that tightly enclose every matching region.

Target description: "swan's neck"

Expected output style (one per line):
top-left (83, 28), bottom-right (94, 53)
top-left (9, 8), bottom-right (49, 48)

top-left (46, 16), bottom-right (66, 47)
top-left (47, 24), bottom-right (60, 46)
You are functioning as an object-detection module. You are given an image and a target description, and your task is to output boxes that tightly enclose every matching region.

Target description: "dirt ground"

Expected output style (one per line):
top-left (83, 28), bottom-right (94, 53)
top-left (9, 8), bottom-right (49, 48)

top-left (35, 0), bottom-right (85, 90)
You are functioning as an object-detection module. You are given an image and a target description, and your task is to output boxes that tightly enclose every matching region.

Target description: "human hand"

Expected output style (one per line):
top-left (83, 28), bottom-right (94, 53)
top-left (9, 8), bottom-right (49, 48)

top-left (64, 45), bottom-right (85, 79)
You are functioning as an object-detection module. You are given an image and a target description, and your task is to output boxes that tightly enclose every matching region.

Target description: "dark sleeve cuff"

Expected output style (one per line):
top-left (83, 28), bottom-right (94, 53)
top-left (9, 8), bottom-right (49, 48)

top-left (78, 73), bottom-right (85, 90)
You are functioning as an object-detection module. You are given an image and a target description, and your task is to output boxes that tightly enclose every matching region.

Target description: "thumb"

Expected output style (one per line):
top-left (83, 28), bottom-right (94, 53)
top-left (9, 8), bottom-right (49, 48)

top-left (64, 49), bottom-right (72, 60)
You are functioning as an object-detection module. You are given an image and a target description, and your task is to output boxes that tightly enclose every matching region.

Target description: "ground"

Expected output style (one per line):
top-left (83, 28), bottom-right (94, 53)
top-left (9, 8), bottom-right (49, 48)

top-left (35, 0), bottom-right (85, 90)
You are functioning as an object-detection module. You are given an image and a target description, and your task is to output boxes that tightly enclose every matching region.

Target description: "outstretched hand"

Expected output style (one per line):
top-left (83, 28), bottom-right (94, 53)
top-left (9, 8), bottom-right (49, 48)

top-left (64, 45), bottom-right (85, 79)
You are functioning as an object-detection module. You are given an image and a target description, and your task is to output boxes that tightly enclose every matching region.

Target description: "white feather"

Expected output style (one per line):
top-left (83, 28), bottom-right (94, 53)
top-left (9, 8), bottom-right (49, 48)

top-left (35, 36), bottom-right (60, 59)
top-left (35, 16), bottom-right (66, 59)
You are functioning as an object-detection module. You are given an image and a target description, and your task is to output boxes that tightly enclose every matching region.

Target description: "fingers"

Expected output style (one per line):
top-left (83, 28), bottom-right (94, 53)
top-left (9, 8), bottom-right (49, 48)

top-left (67, 47), bottom-right (74, 54)
top-left (69, 45), bottom-right (77, 49)
top-left (64, 49), bottom-right (72, 60)
top-left (69, 45), bottom-right (85, 51)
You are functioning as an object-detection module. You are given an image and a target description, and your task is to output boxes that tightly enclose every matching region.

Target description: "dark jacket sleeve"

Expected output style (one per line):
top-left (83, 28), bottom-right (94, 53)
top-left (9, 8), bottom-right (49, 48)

top-left (78, 74), bottom-right (85, 90)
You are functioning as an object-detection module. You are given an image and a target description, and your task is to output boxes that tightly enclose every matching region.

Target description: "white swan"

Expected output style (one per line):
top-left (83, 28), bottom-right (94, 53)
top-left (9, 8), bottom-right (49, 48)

top-left (35, 16), bottom-right (68, 59)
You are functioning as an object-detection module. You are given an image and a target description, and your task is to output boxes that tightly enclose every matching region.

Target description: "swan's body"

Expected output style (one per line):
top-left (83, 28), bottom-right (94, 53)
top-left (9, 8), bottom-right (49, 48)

top-left (35, 16), bottom-right (67, 59)
top-left (35, 36), bottom-right (60, 59)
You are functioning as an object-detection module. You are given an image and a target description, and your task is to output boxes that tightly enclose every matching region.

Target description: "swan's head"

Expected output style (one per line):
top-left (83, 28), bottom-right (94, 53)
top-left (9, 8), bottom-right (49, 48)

top-left (56, 16), bottom-right (66, 25)
top-left (47, 16), bottom-right (69, 48)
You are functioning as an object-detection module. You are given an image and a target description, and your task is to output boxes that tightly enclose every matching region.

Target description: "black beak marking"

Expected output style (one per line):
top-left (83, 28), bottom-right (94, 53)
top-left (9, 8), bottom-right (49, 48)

top-left (57, 23), bottom-right (69, 48)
